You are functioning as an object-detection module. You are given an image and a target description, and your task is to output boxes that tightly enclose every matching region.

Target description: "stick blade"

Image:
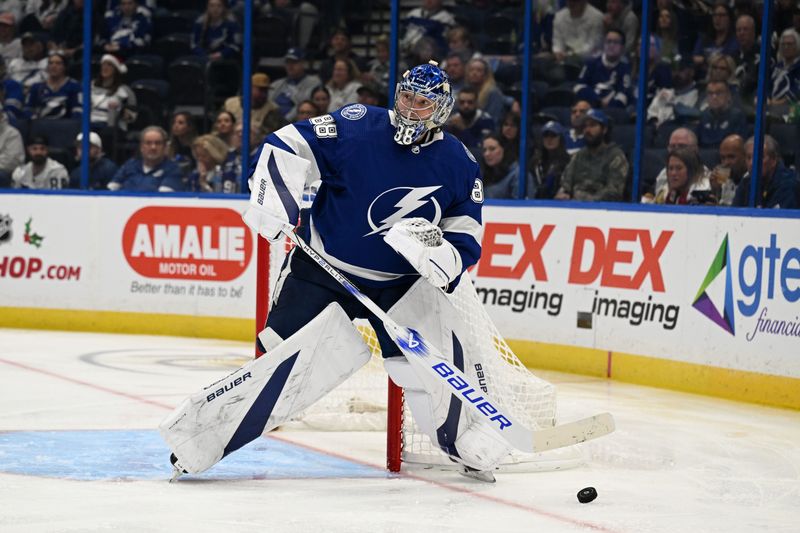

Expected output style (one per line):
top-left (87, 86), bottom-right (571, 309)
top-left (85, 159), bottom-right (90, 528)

top-left (531, 412), bottom-right (615, 453)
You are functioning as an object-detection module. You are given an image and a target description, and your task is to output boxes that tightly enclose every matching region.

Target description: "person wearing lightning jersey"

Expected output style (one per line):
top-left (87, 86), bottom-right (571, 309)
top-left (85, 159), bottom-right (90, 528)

top-left (244, 61), bottom-right (484, 361)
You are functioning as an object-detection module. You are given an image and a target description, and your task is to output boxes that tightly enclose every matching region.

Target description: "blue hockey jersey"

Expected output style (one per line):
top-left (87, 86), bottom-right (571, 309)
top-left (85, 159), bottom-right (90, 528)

top-left (251, 104), bottom-right (484, 288)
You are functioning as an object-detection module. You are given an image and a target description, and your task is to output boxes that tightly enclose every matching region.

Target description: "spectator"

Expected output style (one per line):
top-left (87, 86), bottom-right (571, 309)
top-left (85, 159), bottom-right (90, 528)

top-left (167, 111), bottom-right (197, 177)
top-left (295, 99), bottom-right (319, 121)
top-left (698, 81), bottom-right (748, 147)
top-left (769, 29), bottom-right (800, 113)
top-left (24, 50), bottom-right (81, 119)
top-left (325, 58), bottom-right (361, 111)
top-left (532, 120), bottom-right (571, 199)
top-left (603, 0), bottom-right (638, 55)
top-left (223, 72), bottom-right (286, 138)
top-left (356, 82), bottom-right (383, 107)
top-left (709, 134), bottom-right (746, 205)
top-left (551, 0), bottom-right (604, 62)
top-left (692, 1), bottom-right (738, 72)
top-left (90, 54), bottom-right (136, 137)
top-left (311, 85), bottom-right (330, 114)
top-left (220, 122), bottom-right (243, 193)
top-left (734, 14), bottom-right (759, 111)
top-left (191, 0), bottom-right (241, 61)
top-left (0, 98), bottom-right (23, 187)
top-left (565, 99), bottom-right (591, 154)
top-left (21, 0), bottom-right (66, 32)
top-left (445, 86), bottom-right (494, 158)
top-left (100, 0), bottom-right (152, 56)
top-left (574, 29), bottom-right (633, 109)
top-left (443, 51), bottom-right (467, 102)
top-left (654, 147), bottom-right (714, 204)
top-left (654, 8), bottom-right (679, 65)
top-left (11, 135), bottom-right (68, 189)
top-left (445, 25), bottom-right (474, 60)
top-left (400, 0), bottom-right (454, 61)
top-left (51, 0), bottom-right (84, 59)
top-left (480, 133), bottom-right (535, 199)
top-left (0, 2), bottom-right (22, 24)
top-left (734, 135), bottom-right (799, 208)
top-left (647, 58), bottom-right (699, 127)
top-left (498, 110), bottom-right (521, 160)
top-left (556, 109), bottom-right (628, 201)
top-left (317, 28), bottom-right (367, 84)
top-left (7, 31), bottom-right (46, 91)
top-left (706, 53), bottom-right (738, 86)
top-left (0, 56), bottom-right (24, 123)
top-left (634, 35), bottom-right (672, 103)
top-left (187, 134), bottom-right (233, 193)
top-left (69, 131), bottom-right (118, 189)
top-left (0, 12), bottom-right (21, 63)
top-left (465, 57), bottom-right (507, 127)
top-left (363, 34), bottom-right (400, 96)
top-left (212, 109), bottom-right (236, 148)
top-left (269, 48), bottom-right (321, 122)
top-left (647, 128), bottom-right (712, 200)
top-left (105, 0), bottom-right (155, 16)
top-left (109, 126), bottom-right (183, 191)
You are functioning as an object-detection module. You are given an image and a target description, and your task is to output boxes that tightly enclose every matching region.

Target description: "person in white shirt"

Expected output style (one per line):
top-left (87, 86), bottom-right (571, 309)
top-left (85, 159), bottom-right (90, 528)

top-left (552, 0), bottom-right (604, 62)
top-left (7, 31), bottom-right (46, 91)
top-left (11, 135), bottom-right (69, 189)
top-left (0, 11), bottom-right (22, 63)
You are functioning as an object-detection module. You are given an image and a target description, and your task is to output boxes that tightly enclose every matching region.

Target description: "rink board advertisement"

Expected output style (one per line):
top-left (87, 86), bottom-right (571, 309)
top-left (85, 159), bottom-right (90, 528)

top-left (471, 204), bottom-right (800, 406)
top-left (0, 194), bottom-right (256, 338)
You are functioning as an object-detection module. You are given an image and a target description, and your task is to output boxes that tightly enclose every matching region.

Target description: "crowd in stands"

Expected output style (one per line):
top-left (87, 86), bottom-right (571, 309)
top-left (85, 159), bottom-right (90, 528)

top-left (0, 0), bottom-right (797, 209)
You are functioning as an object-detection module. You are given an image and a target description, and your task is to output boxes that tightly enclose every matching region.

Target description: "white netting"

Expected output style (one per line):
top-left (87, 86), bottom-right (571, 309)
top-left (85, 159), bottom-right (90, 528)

top-left (266, 235), bottom-right (571, 470)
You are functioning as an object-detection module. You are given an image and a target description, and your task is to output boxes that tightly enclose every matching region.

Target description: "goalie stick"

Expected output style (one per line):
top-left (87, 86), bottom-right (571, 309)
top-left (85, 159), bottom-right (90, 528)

top-left (279, 227), bottom-right (615, 454)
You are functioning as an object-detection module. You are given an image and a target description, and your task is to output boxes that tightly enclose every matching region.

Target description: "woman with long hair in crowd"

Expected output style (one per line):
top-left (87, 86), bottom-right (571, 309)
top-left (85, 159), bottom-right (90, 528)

top-left (498, 111), bottom-right (521, 160)
top-left (295, 99), bottom-right (320, 121)
top-left (212, 109), bottom-right (236, 148)
top-left (311, 85), bottom-right (331, 114)
top-left (188, 133), bottom-right (234, 193)
top-left (655, 147), bottom-right (714, 204)
top-left (90, 54), bottom-right (137, 161)
top-left (692, 1), bottom-right (738, 72)
top-left (191, 0), bottom-right (242, 61)
top-left (654, 7), bottom-right (679, 65)
top-left (480, 133), bottom-right (535, 199)
top-left (466, 57), bottom-right (507, 127)
top-left (167, 111), bottom-right (197, 177)
top-left (531, 121), bottom-right (571, 199)
top-left (325, 58), bottom-right (361, 111)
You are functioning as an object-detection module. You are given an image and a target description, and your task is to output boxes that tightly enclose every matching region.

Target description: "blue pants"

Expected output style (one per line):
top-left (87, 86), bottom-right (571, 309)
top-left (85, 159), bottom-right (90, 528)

top-left (261, 247), bottom-right (415, 358)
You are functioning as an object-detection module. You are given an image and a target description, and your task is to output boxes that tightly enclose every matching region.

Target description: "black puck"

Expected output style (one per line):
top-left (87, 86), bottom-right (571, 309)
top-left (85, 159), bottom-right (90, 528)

top-left (577, 487), bottom-right (597, 503)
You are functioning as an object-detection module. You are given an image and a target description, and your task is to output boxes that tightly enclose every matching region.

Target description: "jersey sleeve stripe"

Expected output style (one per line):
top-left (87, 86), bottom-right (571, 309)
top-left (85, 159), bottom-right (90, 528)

top-left (274, 125), bottom-right (322, 184)
top-left (267, 151), bottom-right (300, 222)
top-left (266, 133), bottom-right (296, 156)
top-left (440, 215), bottom-right (483, 244)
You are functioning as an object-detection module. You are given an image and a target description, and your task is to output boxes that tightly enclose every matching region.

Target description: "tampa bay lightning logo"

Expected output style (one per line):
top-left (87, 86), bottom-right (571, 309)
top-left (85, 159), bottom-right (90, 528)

top-left (365, 186), bottom-right (442, 236)
top-left (341, 104), bottom-right (367, 121)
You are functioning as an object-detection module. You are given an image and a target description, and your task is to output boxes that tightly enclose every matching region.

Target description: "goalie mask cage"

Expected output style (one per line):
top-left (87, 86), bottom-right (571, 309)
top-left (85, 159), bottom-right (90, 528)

top-left (256, 236), bottom-right (563, 473)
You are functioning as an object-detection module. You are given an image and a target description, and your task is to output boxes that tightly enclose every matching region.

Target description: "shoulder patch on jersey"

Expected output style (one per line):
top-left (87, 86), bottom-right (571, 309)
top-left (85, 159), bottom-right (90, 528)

top-left (310, 114), bottom-right (334, 125)
top-left (460, 141), bottom-right (477, 163)
top-left (340, 104), bottom-right (367, 121)
top-left (471, 178), bottom-right (484, 203)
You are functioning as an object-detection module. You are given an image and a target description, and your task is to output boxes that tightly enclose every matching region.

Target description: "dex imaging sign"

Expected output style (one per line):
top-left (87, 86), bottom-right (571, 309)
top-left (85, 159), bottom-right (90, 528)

top-left (693, 233), bottom-right (800, 342)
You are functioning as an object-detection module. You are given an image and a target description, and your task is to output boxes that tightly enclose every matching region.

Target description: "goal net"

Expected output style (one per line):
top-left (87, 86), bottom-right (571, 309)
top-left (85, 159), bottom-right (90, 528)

top-left (258, 235), bottom-right (574, 472)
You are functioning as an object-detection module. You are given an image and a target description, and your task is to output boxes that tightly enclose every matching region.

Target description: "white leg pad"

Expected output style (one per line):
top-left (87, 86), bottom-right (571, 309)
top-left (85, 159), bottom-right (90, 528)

top-left (160, 302), bottom-right (371, 474)
top-left (385, 280), bottom-right (513, 471)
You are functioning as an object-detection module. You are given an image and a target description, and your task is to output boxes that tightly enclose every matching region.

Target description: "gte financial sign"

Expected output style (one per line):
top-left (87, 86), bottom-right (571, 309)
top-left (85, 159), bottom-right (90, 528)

top-left (473, 223), bottom-right (679, 330)
top-left (122, 207), bottom-right (253, 281)
top-left (693, 233), bottom-right (800, 343)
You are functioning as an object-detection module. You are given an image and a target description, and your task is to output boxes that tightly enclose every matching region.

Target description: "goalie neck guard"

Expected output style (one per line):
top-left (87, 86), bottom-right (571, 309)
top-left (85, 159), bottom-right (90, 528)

top-left (393, 61), bottom-right (454, 145)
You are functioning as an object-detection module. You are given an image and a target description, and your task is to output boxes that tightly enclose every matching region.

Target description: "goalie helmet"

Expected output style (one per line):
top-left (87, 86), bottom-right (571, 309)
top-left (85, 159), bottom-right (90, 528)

top-left (393, 61), bottom-right (454, 145)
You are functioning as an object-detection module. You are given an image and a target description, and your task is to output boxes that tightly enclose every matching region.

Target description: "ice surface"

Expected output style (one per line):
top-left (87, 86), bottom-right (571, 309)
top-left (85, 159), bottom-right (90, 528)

top-left (1, 328), bottom-right (798, 533)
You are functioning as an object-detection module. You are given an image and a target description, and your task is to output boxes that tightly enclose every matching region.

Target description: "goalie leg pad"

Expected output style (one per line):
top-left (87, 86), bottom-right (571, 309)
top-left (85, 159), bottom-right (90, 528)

top-left (385, 281), bottom-right (513, 471)
top-left (159, 302), bottom-right (371, 474)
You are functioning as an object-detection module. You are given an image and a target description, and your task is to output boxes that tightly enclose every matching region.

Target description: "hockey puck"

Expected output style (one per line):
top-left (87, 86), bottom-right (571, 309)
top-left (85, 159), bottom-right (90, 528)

top-left (577, 487), bottom-right (597, 503)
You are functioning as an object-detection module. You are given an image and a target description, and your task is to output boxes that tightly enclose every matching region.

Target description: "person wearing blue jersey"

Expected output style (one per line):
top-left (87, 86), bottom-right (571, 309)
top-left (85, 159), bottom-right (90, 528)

top-left (191, 0), bottom-right (242, 61)
top-left (108, 126), bottom-right (183, 192)
top-left (100, 0), bottom-right (152, 56)
top-left (242, 62), bottom-right (510, 482)
top-left (24, 51), bottom-right (81, 119)
top-left (574, 29), bottom-right (633, 109)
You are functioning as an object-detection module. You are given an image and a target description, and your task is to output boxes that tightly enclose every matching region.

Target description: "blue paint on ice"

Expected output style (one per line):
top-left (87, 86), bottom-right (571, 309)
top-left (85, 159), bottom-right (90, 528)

top-left (0, 430), bottom-right (387, 481)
